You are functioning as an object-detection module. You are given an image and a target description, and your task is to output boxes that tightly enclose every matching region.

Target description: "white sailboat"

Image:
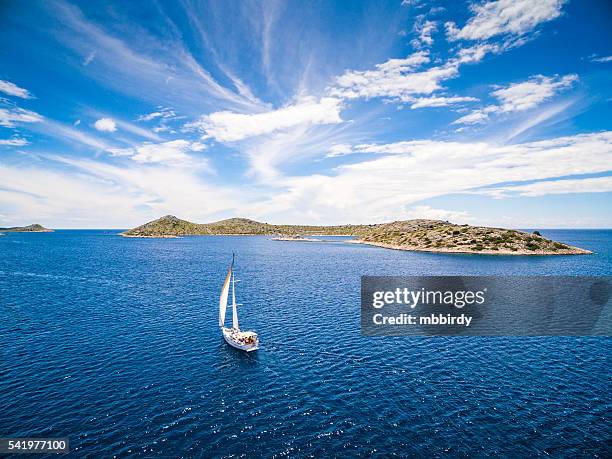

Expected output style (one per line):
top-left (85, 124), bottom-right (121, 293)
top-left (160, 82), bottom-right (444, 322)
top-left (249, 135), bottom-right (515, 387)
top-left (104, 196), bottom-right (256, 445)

top-left (219, 254), bottom-right (259, 352)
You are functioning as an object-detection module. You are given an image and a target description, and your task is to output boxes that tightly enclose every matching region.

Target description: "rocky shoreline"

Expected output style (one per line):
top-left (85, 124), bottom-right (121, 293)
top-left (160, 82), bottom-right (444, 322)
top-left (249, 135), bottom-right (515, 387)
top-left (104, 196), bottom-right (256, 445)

top-left (347, 239), bottom-right (591, 256)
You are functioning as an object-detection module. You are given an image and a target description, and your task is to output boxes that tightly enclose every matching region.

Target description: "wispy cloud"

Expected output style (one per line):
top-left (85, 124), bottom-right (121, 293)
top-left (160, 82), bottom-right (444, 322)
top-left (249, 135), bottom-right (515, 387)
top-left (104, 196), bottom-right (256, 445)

top-left (453, 74), bottom-right (577, 125)
top-left (480, 176), bottom-right (612, 198)
top-left (0, 80), bottom-right (33, 99)
top-left (47, 0), bottom-right (262, 114)
top-left (0, 107), bottom-right (43, 127)
top-left (409, 96), bottom-right (478, 109)
top-left (137, 108), bottom-right (176, 122)
top-left (502, 98), bottom-right (577, 142)
top-left (107, 140), bottom-right (206, 164)
top-left (0, 137), bottom-right (29, 147)
top-left (31, 119), bottom-right (113, 151)
top-left (491, 74), bottom-right (577, 112)
top-left (589, 54), bottom-right (612, 63)
top-left (82, 51), bottom-right (95, 66)
top-left (446, 0), bottom-right (565, 41)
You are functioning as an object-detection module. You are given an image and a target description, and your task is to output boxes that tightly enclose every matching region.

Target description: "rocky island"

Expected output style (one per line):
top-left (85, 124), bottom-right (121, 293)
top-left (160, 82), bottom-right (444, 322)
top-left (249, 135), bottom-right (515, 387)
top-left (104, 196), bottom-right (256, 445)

top-left (121, 215), bottom-right (589, 255)
top-left (0, 223), bottom-right (53, 232)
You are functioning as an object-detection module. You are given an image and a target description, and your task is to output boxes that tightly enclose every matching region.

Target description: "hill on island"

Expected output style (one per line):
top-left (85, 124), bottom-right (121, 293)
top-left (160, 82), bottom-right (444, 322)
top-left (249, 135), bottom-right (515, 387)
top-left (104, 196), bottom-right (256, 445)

top-left (122, 215), bottom-right (367, 237)
top-left (0, 223), bottom-right (53, 232)
top-left (121, 215), bottom-right (590, 255)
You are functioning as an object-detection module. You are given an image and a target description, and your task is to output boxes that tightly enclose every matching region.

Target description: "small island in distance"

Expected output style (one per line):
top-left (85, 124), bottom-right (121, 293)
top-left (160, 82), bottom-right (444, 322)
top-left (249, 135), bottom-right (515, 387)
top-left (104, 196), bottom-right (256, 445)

top-left (0, 223), bottom-right (54, 233)
top-left (121, 215), bottom-right (590, 255)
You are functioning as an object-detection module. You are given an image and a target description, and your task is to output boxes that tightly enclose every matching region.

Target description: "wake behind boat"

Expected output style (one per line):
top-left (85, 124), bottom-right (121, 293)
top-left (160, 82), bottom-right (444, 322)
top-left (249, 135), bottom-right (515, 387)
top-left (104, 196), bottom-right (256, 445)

top-left (219, 254), bottom-right (259, 352)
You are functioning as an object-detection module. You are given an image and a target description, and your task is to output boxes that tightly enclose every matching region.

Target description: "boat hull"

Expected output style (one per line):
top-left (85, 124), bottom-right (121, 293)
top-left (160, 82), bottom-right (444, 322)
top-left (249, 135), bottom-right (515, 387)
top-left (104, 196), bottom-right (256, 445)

top-left (222, 327), bottom-right (259, 352)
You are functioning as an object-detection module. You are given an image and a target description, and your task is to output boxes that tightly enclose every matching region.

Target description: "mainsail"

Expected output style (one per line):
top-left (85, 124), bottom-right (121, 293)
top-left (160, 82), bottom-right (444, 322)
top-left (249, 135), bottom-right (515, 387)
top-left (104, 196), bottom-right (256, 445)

top-left (219, 256), bottom-right (234, 327)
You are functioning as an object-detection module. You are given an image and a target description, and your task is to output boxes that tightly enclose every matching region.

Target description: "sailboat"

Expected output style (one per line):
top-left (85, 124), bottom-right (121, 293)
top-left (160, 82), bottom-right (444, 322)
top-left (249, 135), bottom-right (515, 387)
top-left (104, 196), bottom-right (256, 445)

top-left (219, 254), bottom-right (259, 352)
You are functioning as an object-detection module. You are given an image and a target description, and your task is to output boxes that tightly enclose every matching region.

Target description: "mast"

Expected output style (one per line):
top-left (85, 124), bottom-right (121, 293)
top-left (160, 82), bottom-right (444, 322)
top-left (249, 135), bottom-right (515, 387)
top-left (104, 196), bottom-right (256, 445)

top-left (231, 263), bottom-right (239, 330)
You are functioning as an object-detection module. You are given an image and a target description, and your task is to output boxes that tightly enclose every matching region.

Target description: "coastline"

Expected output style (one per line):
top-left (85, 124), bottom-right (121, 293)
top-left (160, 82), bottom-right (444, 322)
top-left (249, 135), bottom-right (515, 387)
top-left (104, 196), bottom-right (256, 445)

top-left (121, 234), bottom-right (180, 238)
top-left (120, 233), bottom-right (354, 238)
top-left (272, 237), bottom-right (322, 242)
top-left (348, 239), bottom-right (592, 255)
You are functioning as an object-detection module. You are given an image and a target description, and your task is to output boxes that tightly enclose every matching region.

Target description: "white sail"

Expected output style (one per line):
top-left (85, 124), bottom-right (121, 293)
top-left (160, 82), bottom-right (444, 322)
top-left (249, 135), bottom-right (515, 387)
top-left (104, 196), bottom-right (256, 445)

top-left (219, 257), bottom-right (233, 327)
top-left (231, 273), bottom-right (239, 330)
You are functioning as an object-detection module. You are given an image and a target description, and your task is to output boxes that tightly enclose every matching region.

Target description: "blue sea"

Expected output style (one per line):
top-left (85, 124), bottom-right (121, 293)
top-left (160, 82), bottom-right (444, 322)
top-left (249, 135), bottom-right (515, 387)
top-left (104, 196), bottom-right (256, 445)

top-left (1, 230), bottom-right (610, 457)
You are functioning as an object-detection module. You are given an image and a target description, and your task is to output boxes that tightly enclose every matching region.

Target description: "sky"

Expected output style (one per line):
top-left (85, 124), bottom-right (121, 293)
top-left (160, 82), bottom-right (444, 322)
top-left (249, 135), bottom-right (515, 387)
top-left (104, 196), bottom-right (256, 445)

top-left (0, 0), bottom-right (611, 229)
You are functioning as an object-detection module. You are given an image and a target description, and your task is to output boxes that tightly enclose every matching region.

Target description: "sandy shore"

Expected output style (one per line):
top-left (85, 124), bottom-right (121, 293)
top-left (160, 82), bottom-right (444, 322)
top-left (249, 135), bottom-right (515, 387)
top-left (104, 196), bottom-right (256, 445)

top-left (348, 239), bottom-right (592, 255)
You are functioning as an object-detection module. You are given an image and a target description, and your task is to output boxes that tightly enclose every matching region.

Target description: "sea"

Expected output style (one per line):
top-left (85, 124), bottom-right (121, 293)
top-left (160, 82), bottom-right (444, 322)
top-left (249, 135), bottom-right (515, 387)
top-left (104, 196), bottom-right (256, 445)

top-left (1, 230), bottom-right (610, 457)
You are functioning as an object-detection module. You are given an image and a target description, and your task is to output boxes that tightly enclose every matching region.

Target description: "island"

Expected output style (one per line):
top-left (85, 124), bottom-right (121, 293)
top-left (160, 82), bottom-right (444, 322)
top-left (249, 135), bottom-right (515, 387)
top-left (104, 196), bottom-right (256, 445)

top-left (0, 223), bottom-right (53, 232)
top-left (121, 215), bottom-right (590, 255)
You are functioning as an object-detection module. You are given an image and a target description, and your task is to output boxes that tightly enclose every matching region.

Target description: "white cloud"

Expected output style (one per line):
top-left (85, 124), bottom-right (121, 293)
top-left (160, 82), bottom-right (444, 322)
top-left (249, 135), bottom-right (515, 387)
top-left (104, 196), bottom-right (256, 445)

top-left (452, 110), bottom-right (490, 125)
top-left (326, 143), bottom-right (353, 157)
top-left (0, 80), bottom-right (33, 99)
top-left (409, 96), bottom-right (478, 109)
top-left (454, 43), bottom-right (502, 64)
top-left (590, 55), bottom-right (612, 63)
top-left (0, 107), bottom-right (43, 127)
top-left (94, 117), bottom-right (117, 132)
top-left (138, 112), bottom-right (163, 122)
top-left (0, 156), bottom-right (241, 229)
top-left (452, 74), bottom-right (577, 125)
top-left (328, 43), bottom-right (504, 103)
top-left (107, 140), bottom-right (206, 164)
top-left (481, 176), bottom-right (612, 198)
top-left (0, 137), bottom-right (29, 146)
top-left (187, 97), bottom-right (343, 142)
top-left (405, 205), bottom-right (471, 223)
top-left (328, 51), bottom-right (450, 100)
top-left (492, 74), bottom-right (577, 112)
top-left (411, 19), bottom-right (437, 49)
top-left (137, 108), bottom-right (177, 122)
top-left (446, 0), bottom-right (565, 41)
top-left (251, 132), bottom-right (612, 223)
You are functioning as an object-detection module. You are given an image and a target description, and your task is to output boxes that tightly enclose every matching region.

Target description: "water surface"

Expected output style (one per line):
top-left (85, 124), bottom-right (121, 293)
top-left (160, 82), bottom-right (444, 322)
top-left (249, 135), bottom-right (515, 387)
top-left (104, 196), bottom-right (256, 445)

top-left (1, 230), bottom-right (610, 457)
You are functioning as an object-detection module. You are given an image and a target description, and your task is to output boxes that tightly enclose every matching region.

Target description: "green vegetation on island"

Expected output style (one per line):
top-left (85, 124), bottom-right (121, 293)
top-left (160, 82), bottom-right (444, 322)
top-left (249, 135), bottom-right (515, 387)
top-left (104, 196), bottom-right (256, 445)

top-left (354, 220), bottom-right (590, 255)
top-left (121, 215), bottom-right (590, 255)
top-left (121, 215), bottom-right (365, 237)
top-left (0, 223), bottom-right (53, 232)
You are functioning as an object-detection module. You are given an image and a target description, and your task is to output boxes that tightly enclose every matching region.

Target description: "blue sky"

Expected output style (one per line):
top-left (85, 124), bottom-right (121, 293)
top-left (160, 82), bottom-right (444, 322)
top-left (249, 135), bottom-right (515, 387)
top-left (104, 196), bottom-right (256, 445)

top-left (0, 0), bottom-right (611, 228)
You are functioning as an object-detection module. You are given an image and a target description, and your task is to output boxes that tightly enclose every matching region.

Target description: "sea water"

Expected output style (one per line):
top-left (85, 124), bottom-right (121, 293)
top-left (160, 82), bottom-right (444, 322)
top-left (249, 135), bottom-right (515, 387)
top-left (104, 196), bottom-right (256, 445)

top-left (1, 230), bottom-right (610, 456)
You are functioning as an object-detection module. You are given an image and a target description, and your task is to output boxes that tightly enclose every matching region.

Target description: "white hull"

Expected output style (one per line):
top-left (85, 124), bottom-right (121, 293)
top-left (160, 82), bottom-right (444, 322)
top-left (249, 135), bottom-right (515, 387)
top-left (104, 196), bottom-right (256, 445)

top-left (222, 327), bottom-right (259, 352)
